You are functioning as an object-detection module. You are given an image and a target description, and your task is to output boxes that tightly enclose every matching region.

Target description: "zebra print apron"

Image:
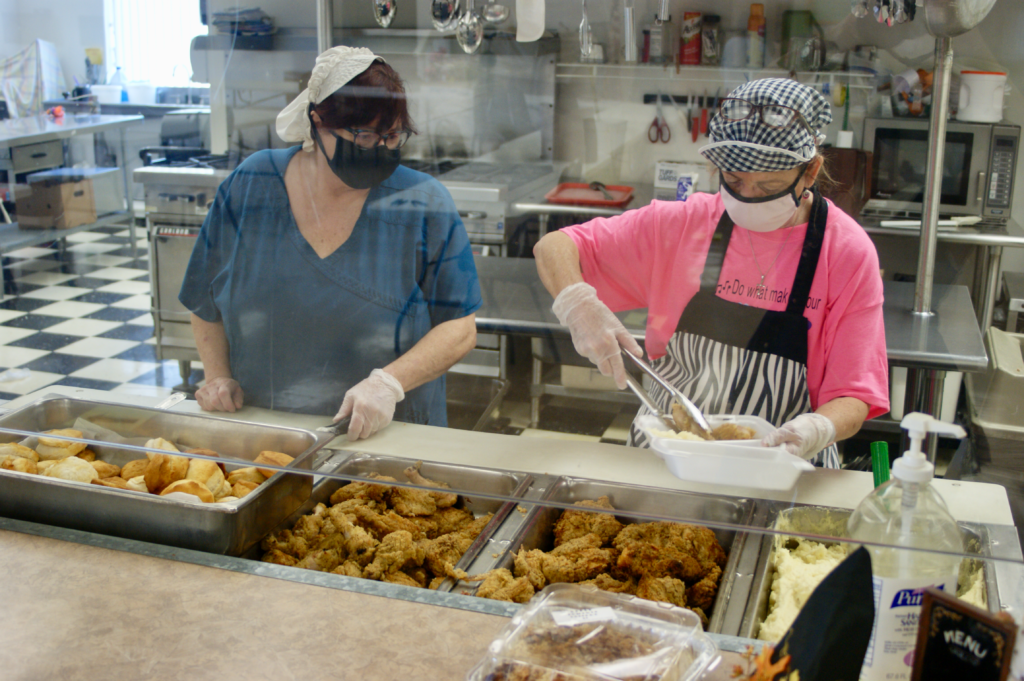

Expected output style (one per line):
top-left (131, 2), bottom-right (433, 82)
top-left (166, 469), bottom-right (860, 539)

top-left (628, 189), bottom-right (841, 469)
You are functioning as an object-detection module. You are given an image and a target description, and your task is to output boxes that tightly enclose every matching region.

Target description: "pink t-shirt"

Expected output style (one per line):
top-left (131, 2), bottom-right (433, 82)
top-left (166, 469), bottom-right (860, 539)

top-left (562, 192), bottom-right (890, 420)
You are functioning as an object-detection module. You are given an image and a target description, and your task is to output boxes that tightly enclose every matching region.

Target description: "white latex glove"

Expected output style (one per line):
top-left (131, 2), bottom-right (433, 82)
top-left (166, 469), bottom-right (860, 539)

top-left (334, 369), bottom-right (405, 441)
top-left (761, 413), bottom-right (837, 461)
top-left (552, 282), bottom-right (643, 390)
top-left (196, 376), bottom-right (243, 413)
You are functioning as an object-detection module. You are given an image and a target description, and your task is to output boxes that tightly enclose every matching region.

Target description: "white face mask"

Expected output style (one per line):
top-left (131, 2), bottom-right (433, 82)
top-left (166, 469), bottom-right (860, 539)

top-left (719, 172), bottom-right (806, 232)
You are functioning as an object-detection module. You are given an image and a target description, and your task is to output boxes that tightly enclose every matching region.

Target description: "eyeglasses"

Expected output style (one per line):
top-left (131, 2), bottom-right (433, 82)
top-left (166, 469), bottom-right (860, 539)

top-left (342, 128), bottom-right (414, 150)
top-left (717, 97), bottom-right (815, 137)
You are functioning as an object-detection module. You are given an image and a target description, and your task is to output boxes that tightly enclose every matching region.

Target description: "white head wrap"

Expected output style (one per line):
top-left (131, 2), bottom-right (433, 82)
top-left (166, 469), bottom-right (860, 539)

top-left (276, 46), bottom-right (385, 152)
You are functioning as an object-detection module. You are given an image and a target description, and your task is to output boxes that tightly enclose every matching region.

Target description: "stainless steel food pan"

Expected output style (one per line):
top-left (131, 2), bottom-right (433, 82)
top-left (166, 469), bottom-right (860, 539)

top-left (251, 452), bottom-right (534, 585)
top-left (450, 476), bottom-right (760, 634)
top-left (0, 397), bottom-right (331, 555)
top-left (739, 504), bottom-right (1001, 641)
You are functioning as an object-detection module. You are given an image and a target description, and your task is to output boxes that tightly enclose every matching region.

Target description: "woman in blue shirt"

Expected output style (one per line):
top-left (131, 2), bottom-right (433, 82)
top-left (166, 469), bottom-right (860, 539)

top-left (179, 46), bottom-right (481, 440)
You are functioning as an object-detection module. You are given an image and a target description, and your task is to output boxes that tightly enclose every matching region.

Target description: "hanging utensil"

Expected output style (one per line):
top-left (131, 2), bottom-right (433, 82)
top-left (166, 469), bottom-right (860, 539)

top-left (431, 0), bottom-right (461, 30)
top-left (456, 0), bottom-right (484, 53)
top-left (622, 350), bottom-right (715, 441)
top-left (579, 0), bottom-right (593, 58)
top-left (372, 0), bottom-right (397, 28)
top-left (850, 0), bottom-right (869, 18)
top-left (893, 0), bottom-right (908, 23)
top-left (482, 2), bottom-right (509, 23)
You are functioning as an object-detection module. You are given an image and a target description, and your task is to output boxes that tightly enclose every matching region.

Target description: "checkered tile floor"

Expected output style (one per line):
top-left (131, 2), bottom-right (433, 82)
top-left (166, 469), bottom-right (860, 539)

top-left (0, 225), bottom-right (202, 401)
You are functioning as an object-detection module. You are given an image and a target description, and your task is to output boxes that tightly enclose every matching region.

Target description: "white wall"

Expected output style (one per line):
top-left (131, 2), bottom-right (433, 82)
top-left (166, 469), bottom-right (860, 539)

top-left (0, 0), bottom-right (21, 61)
top-left (16, 0), bottom-right (104, 87)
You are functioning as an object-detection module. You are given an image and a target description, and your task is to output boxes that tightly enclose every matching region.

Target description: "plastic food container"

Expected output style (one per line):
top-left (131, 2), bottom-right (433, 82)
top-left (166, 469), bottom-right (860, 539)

top-left (466, 583), bottom-right (718, 681)
top-left (636, 414), bottom-right (814, 491)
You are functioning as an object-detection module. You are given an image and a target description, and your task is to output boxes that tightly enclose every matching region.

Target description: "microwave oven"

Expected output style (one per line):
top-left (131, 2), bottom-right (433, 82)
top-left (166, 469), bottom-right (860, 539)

top-left (861, 117), bottom-right (1019, 224)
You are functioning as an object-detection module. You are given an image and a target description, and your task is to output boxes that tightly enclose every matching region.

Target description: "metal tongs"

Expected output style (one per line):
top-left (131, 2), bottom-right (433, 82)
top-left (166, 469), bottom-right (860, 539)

top-left (621, 350), bottom-right (715, 440)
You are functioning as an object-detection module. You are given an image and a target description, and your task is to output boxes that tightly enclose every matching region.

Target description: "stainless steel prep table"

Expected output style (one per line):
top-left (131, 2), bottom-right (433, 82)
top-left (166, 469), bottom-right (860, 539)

top-left (0, 113), bottom-right (143, 258)
top-left (475, 256), bottom-right (987, 447)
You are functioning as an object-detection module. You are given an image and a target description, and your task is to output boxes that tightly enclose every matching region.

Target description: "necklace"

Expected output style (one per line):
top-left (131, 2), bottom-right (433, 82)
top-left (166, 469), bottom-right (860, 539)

top-left (747, 227), bottom-right (793, 297)
top-left (301, 154), bottom-right (324, 234)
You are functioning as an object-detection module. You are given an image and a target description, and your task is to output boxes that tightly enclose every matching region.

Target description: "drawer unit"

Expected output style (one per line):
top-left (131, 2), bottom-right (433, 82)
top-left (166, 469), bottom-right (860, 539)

top-left (8, 140), bottom-right (63, 174)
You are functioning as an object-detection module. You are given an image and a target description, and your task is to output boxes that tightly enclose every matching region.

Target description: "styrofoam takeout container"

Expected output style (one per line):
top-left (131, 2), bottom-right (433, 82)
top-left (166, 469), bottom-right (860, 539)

top-left (636, 414), bottom-right (815, 491)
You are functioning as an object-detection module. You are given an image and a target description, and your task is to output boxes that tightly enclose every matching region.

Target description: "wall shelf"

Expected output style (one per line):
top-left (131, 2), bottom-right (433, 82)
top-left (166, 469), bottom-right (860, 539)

top-left (555, 63), bottom-right (875, 92)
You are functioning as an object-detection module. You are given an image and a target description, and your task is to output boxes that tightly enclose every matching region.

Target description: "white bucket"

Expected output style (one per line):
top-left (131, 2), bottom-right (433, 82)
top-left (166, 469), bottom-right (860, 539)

top-left (957, 70), bottom-right (1007, 123)
top-left (91, 84), bottom-right (123, 104)
top-left (125, 83), bottom-right (157, 105)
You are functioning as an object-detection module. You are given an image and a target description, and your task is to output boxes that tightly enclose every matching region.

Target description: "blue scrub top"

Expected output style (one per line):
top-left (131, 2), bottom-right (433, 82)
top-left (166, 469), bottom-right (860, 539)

top-left (179, 147), bottom-right (481, 423)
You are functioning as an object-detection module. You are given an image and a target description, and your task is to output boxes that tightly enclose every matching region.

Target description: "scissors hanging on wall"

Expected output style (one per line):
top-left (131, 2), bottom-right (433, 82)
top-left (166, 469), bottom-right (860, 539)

top-left (648, 91), bottom-right (671, 143)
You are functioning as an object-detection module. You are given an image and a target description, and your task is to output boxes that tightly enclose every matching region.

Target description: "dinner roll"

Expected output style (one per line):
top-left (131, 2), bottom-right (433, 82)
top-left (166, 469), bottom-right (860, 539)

top-left (37, 460), bottom-right (58, 475)
top-left (185, 458), bottom-right (225, 495)
top-left (120, 459), bottom-right (148, 480)
top-left (1, 455), bottom-right (37, 474)
top-left (44, 456), bottom-right (99, 483)
top-left (213, 478), bottom-right (233, 500)
top-left (37, 429), bottom-right (88, 461)
top-left (0, 443), bottom-right (39, 462)
top-left (143, 453), bottom-right (189, 493)
top-left (226, 467), bottom-right (267, 486)
top-left (92, 476), bottom-right (130, 490)
top-left (253, 451), bottom-right (294, 478)
top-left (125, 475), bottom-right (149, 493)
top-left (185, 447), bottom-right (226, 474)
top-left (77, 449), bottom-right (97, 462)
top-left (144, 438), bottom-right (179, 456)
top-left (159, 479), bottom-right (215, 503)
top-left (90, 460), bottom-right (121, 478)
top-left (232, 480), bottom-right (260, 498)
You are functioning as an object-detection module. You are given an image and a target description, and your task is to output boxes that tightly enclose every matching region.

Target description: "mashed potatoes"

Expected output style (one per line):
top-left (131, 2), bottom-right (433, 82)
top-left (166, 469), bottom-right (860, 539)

top-left (652, 429), bottom-right (706, 442)
top-left (758, 538), bottom-right (848, 642)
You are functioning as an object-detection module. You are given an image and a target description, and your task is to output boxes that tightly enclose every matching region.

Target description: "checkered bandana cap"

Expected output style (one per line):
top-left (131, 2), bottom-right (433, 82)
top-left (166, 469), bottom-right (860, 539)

top-left (699, 78), bottom-right (832, 173)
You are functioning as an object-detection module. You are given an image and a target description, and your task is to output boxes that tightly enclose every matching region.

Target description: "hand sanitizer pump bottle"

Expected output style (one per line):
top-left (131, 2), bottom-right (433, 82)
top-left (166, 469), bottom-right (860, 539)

top-left (847, 412), bottom-right (966, 680)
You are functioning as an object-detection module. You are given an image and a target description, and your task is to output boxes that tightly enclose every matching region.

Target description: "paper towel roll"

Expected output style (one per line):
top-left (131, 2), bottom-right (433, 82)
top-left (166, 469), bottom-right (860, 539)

top-left (516, 0), bottom-right (545, 42)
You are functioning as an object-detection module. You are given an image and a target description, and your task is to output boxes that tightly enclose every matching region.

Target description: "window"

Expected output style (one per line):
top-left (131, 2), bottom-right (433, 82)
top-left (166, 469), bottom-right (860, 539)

top-left (103, 0), bottom-right (207, 84)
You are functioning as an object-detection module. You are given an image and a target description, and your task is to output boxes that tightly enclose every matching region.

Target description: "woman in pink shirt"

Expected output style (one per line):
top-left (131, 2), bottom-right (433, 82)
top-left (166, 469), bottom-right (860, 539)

top-left (534, 79), bottom-right (889, 467)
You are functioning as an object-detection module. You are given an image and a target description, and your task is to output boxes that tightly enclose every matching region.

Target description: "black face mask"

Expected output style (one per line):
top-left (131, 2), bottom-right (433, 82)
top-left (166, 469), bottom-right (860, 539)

top-left (309, 114), bottom-right (400, 190)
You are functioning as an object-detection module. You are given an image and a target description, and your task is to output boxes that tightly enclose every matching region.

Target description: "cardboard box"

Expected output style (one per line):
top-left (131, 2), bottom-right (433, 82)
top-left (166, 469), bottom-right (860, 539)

top-left (18, 172), bottom-right (98, 230)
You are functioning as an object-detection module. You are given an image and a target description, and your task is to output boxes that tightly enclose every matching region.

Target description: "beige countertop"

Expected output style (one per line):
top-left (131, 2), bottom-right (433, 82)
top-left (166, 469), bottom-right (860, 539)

top-left (0, 527), bottom-right (752, 680)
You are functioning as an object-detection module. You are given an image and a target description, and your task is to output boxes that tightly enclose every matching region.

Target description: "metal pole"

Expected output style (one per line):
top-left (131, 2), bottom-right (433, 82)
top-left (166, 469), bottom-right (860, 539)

top-left (914, 35), bottom-right (954, 316)
top-left (316, 0), bottom-right (334, 54)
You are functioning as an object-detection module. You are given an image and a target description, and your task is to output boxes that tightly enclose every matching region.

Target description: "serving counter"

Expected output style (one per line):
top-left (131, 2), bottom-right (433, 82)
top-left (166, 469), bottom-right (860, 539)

top-left (0, 385), bottom-right (1021, 680)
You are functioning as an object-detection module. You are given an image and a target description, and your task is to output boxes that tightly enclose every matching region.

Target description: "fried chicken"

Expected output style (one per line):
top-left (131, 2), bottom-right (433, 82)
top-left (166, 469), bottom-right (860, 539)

top-left (635, 574), bottom-right (688, 607)
top-left (295, 548), bottom-right (342, 573)
top-left (349, 505), bottom-right (424, 541)
top-left (553, 496), bottom-right (624, 546)
top-left (514, 549), bottom-right (547, 591)
top-left (388, 486), bottom-right (437, 517)
top-left (363, 530), bottom-right (425, 580)
top-left (405, 515), bottom-right (440, 539)
top-left (260, 530), bottom-right (309, 559)
top-left (332, 560), bottom-right (364, 578)
top-left (473, 568), bottom-right (535, 604)
top-left (686, 564), bottom-right (722, 612)
top-left (383, 570), bottom-right (422, 588)
top-left (542, 548), bottom-right (617, 584)
top-left (577, 573), bottom-right (636, 595)
top-left (422, 512), bottom-right (492, 576)
top-left (403, 461), bottom-right (458, 508)
top-left (326, 505), bottom-right (379, 564)
top-left (328, 475), bottom-right (395, 505)
top-left (430, 506), bottom-right (475, 535)
top-left (262, 549), bottom-right (298, 567)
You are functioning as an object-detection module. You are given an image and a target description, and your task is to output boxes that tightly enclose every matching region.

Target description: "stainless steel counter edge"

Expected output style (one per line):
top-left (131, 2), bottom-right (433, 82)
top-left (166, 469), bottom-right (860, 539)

top-left (0, 514), bottom-right (761, 654)
top-left (0, 114), bottom-right (145, 147)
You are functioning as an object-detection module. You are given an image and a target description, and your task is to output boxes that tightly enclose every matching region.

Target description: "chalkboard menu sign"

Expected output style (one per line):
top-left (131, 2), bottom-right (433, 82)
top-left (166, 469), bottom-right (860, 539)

top-left (912, 587), bottom-right (1017, 681)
